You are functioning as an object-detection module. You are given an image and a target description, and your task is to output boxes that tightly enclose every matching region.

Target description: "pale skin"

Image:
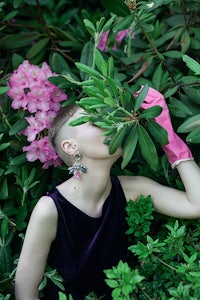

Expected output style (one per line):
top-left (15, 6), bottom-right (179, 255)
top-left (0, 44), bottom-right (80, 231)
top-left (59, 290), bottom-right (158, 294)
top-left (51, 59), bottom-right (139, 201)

top-left (15, 108), bottom-right (200, 300)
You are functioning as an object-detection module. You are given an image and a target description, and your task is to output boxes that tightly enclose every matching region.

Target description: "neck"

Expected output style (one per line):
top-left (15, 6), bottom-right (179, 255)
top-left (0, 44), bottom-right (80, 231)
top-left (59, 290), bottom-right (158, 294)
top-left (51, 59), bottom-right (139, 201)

top-left (69, 159), bottom-right (112, 204)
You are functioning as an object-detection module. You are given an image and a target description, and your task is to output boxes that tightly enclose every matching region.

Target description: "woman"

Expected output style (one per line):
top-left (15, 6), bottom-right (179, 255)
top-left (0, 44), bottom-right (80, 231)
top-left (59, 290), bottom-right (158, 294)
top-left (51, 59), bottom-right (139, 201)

top-left (15, 88), bottom-right (200, 300)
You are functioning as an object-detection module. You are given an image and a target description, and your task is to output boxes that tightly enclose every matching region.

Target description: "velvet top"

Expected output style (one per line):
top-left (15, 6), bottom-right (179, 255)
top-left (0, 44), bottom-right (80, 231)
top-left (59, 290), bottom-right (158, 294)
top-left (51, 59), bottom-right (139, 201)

top-left (42, 176), bottom-right (128, 300)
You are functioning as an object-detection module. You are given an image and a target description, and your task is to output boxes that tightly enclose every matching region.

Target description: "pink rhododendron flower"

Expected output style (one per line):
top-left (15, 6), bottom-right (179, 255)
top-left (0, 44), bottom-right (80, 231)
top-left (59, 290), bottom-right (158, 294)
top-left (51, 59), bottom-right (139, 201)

top-left (7, 60), bottom-right (68, 168)
top-left (98, 29), bottom-right (135, 52)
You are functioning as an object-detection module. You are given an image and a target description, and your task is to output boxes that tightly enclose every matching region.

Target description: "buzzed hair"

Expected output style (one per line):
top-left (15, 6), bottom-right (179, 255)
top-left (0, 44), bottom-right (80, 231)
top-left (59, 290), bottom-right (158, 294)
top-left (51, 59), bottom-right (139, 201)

top-left (48, 103), bottom-right (79, 154)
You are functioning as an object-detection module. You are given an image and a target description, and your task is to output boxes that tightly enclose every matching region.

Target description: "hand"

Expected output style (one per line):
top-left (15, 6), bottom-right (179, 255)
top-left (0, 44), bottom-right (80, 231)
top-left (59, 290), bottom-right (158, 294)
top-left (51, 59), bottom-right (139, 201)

top-left (137, 87), bottom-right (193, 168)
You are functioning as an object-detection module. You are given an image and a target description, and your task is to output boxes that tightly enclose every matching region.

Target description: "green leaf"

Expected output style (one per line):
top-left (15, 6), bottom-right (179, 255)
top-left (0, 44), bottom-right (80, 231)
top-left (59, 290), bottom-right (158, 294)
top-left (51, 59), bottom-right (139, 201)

top-left (83, 19), bottom-right (96, 36)
top-left (69, 116), bottom-right (91, 126)
top-left (164, 86), bottom-right (179, 98)
top-left (147, 120), bottom-right (169, 145)
top-left (0, 178), bottom-right (8, 200)
top-left (12, 53), bottom-right (24, 70)
top-left (26, 37), bottom-right (50, 59)
top-left (96, 17), bottom-right (106, 33)
top-left (80, 41), bottom-right (95, 80)
top-left (101, 0), bottom-right (130, 16)
top-left (121, 126), bottom-right (138, 169)
top-left (9, 118), bottom-right (28, 135)
top-left (152, 64), bottom-right (163, 90)
top-left (177, 114), bottom-right (200, 133)
top-left (109, 126), bottom-right (127, 154)
top-left (163, 51), bottom-right (183, 58)
top-left (50, 52), bottom-right (71, 74)
top-left (181, 30), bottom-right (190, 53)
top-left (138, 125), bottom-right (158, 171)
top-left (0, 142), bottom-right (10, 151)
top-left (186, 127), bottom-right (200, 144)
top-left (94, 49), bottom-right (107, 76)
top-left (103, 97), bottom-right (116, 106)
top-left (113, 14), bottom-right (135, 32)
top-left (105, 77), bottom-right (119, 98)
top-left (10, 153), bottom-right (27, 165)
top-left (134, 84), bottom-right (149, 112)
top-left (182, 55), bottom-right (200, 75)
top-left (75, 62), bottom-right (102, 78)
top-left (0, 87), bottom-right (9, 95)
top-left (3, 10), bottom-right (19, 21)
top-left (140, 105), bottom-right (162, 119)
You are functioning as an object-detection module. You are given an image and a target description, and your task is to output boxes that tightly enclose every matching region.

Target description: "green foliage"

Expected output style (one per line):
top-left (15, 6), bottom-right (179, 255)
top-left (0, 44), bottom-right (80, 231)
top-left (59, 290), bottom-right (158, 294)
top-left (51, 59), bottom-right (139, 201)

top-left (104, 196), bottom-right (200, 299)
top-left (0, 0), bottom-right (200, 299)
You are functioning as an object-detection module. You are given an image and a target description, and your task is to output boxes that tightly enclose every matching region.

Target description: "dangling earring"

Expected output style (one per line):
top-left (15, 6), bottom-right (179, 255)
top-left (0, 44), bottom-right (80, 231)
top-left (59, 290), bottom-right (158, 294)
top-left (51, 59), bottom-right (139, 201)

top-left (68, 152), bottom-right (87, 179)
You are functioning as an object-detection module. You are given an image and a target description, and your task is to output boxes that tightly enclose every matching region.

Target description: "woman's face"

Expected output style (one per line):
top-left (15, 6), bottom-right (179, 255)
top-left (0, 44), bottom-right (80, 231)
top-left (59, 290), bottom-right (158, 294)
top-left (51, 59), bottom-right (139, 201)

top-left (68, 109), bottom-right (122, 160)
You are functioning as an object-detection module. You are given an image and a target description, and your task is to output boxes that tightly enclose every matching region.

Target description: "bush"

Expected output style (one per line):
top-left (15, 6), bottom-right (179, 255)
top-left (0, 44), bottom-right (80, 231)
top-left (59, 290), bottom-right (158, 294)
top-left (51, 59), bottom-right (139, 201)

top-left (0, 0), bottom-right (200, 299)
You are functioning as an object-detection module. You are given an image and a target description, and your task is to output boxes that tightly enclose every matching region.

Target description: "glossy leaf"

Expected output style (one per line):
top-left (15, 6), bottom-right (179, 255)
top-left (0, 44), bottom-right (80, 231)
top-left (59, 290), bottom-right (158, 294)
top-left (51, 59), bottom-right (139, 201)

top-left (177, 114), bottom-right (200, 133)
top-left (147, 120), bottom-right (169, 145)
top-left (121, 126), bottom-right (138, 169)
top-left (26, 37), bottom-right (50, 59)
top-left (140, 105), bottom-right (162, 119)
top-left (101, 0), bottom-right (130, 16)
top-left (138, 125), bottom-right (158, 171)
top-left (186, 127), bottom-right (200, 143)
top-left (75, 62), bottom-right (102, 78)
top-left (109, 126), bottom-right (127, 154)
top-left (134, 84), bottom-right (149, 112)
top-left (69, 116), bottom-right (91, 126)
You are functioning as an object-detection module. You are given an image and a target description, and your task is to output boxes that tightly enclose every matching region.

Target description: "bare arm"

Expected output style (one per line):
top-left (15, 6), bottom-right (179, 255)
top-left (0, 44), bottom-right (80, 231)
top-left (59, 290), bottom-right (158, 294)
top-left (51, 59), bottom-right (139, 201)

top-left (15, 196), bottom-right (57, 300)
top-left (119, 160), bottom-right (200, 219)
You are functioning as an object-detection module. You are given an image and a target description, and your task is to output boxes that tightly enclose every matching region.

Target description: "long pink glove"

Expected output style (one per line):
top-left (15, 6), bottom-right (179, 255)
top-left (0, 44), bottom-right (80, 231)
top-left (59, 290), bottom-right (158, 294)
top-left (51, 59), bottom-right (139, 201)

top-left (136, 87), bottom-right (193, 168)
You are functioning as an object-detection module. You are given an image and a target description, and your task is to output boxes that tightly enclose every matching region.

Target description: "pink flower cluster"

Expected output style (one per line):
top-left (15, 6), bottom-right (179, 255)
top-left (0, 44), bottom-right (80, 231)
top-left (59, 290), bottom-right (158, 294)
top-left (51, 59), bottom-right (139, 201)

top-left (7, 60), bottom-right (67, 168)
top-left (98, 29), bottom-right (135, 52)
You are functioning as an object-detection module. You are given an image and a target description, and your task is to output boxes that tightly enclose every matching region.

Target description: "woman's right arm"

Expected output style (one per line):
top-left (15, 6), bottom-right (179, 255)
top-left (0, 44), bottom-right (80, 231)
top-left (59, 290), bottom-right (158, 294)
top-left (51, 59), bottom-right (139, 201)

top-left (15, 196), bottom-right (58, 300)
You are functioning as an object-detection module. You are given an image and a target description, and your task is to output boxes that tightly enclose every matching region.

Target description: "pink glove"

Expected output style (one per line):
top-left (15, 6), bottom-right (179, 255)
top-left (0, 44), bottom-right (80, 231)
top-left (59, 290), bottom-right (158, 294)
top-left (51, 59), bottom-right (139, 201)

top-left (136, 87), bottom-right (193, 168)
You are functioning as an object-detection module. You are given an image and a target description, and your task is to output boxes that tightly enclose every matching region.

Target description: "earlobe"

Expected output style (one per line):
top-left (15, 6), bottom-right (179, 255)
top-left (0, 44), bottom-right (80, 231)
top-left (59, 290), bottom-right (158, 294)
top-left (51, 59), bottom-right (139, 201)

top-left (61, 140), bottom-right (78, 155)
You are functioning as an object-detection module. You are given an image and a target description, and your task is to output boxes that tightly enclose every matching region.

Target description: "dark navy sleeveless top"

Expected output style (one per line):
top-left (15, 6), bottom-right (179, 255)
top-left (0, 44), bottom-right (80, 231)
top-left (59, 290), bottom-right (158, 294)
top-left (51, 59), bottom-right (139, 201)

top-left (43, 176), bottom-right (128, 300)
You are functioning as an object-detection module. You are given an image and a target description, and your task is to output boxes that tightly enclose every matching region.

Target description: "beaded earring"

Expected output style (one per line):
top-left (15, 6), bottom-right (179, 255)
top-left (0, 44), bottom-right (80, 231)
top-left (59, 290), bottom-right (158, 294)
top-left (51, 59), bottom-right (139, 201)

top-left (68, 152), bottom-right (87, 179)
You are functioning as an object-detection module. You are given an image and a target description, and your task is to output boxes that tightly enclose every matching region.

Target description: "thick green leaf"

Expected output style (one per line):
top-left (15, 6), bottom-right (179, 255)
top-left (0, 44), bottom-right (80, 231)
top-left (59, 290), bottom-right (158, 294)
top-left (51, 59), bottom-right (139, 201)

top-left (105, 77), bottom-right (119, 98)
top-left (134, 84), bottom-right (149, 112)
top-left (0, 33), bottom-right (40, 49)
top-left (163, 51), bottom-right (183, 58)
top-left (9, 118), bottom-right (28, 135)
top-left (0, 142), bottom-right (10, 151)
top-left (75, 62), bottom-right (102, 78)
top-left (121, 126), bottom-right (138, 169)
top-left (182, 55), bottom-right (200, 75)
top-left (140, 105), bottom-right (162, 119)
top-left (12, 53), bottom-right (24, 70)
top-left (183, 87), bottom-right (200, 105)
top-left (177, 114), bottom-right (200, 133)
top-left (186, 127), bottom-right (200, 144)
top-left (109, 126), bottom-right (127, 154)
top-left (152, 64), bottom-right (163, 90)
top-left (26, 37), bottom-right (50, 59)
top-left (94, 49), bottom-right (107, 76)
top-left (80, 41), bottom-right (94, 80)
top-left (0, 178), bottom-right (8, 200)
top-left (147, 120), bottom-right (169, 145)
top-left (50, 52), bottom-right (71, 74)
top-left (69, 116), bottom-right (91, 126)
top-left (113, 14), bottom-right (135, 32)
top-left (0, 87), bottom-right (9, 95)
top-left (10, 153), bottom-right (27, 165)
top-left (101, 0), bottom-right (130, 16)
top-left (138, 125), bottom-right (158, 171)
top-left (83, 19), bottom-right (96, 36)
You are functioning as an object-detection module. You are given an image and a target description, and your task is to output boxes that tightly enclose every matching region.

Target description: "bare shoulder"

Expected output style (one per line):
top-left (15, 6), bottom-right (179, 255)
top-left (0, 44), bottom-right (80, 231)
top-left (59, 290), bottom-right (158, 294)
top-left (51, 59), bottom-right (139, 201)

top-left (26, 196), bottom-right (58, 243)
top-left (32, 195), bottom-right (58, 220)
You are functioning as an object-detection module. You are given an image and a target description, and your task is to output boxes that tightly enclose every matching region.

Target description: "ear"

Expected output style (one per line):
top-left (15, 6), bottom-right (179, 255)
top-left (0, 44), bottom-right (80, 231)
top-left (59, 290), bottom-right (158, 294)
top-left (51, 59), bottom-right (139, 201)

top-left (61, 140), bottom-right (78, 155)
